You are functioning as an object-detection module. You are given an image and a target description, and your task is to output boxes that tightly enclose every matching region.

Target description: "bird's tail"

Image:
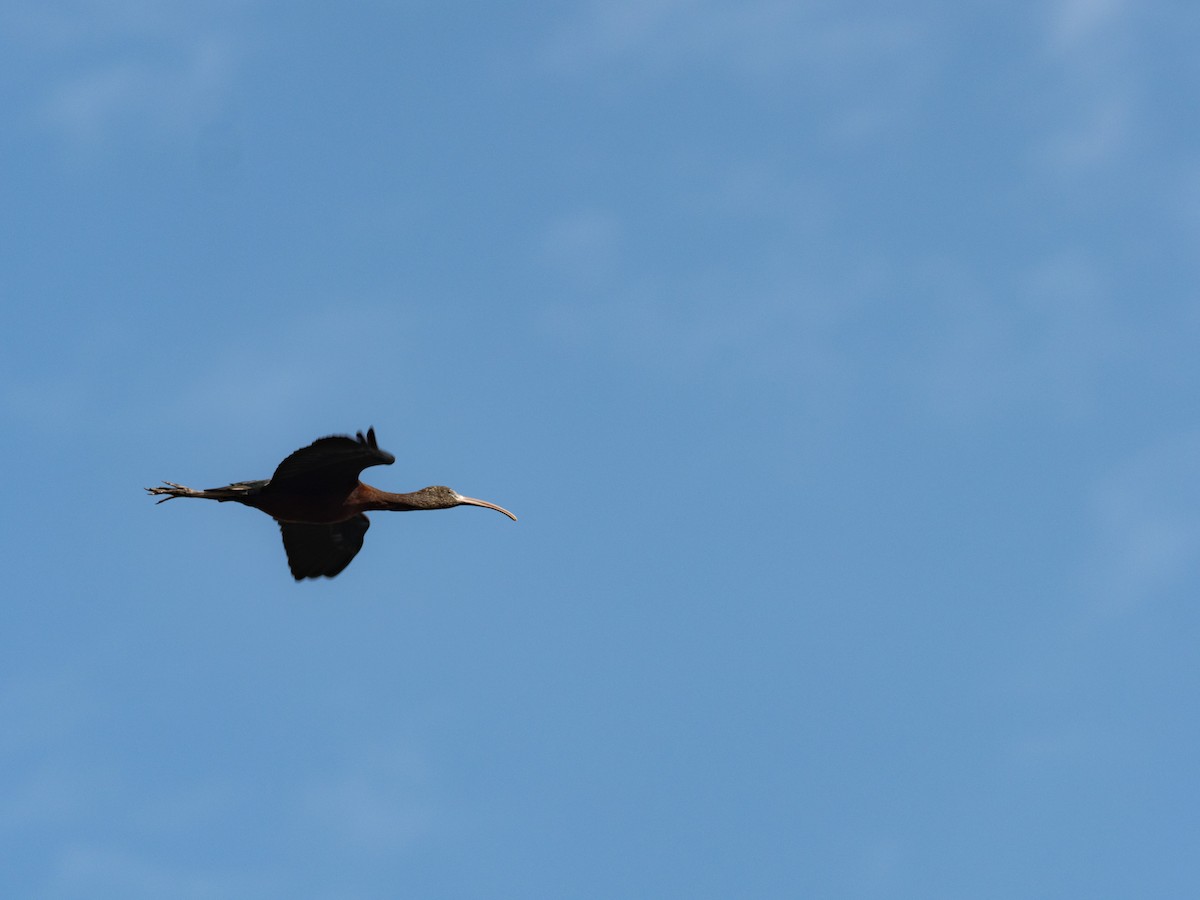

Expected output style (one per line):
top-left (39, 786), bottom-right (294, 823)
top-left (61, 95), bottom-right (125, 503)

top-left (145, 479), bottom-right (268, 504)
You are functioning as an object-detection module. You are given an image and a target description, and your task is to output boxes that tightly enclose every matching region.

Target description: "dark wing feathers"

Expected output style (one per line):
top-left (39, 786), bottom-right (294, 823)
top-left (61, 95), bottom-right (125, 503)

top-left (279, 515), bottom-right (371, 580)
top-left (267, 426), bottom-right (394, 491)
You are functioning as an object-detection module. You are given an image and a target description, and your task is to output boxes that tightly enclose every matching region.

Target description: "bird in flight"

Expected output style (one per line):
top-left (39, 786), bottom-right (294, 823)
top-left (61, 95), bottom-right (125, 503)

top-left (147, 428), bottom-right (516, 580)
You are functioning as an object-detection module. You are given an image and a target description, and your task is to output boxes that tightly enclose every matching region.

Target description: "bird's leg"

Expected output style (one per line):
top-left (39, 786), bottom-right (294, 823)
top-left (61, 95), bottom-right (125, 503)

top-left (145, 482), bottom-right (205, 504)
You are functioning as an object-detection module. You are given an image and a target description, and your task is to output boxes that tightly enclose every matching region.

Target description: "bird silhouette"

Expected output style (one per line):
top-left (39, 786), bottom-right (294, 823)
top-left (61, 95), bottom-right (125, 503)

top-left (147, 428), bottom-right (516, 580)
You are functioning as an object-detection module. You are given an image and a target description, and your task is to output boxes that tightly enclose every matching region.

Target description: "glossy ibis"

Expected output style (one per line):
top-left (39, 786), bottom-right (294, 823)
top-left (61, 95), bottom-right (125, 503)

top-left (147, 428), bottom-right (516, 580)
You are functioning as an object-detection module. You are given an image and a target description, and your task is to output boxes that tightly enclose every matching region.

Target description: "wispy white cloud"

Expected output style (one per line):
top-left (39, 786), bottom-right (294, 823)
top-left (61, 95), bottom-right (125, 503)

top-left (50, 844), bottom-right (278, 900)
top-left (1083, 432), bottom-right (1200, 613)
top-left (0, 760), bottom-right (115, 836)
top-left (176, 348), bottom-right (329, 435)
top-left (168, 304), bottom-right (420, 439)
top-left (535, 208), bottom-right (1127, 426)
top-left (536, 209), bottom-right (623, 286)
top-left (293, 742), bottom-right (438, 856)
top-left (0, 675), bottom-right (435, 895)
top-left (1037, 91), bottom-right (1133, 170)
top-left (1031, 0), bottom-right (1141, 173)
top-left (546, 0), bottom-right (924, 82)
top-left (543, 0), bottom-right (931, 142)
top-left (3, 0), bottom-right (244, 151)
top-left (1048, 0), bottom-right (1129, 53)
top-left (41, 39), bottom-right (234, 147)
top-left (913, 251), bottom-right (1125, 419)
top-left (1031, 86), bottom-right (1138, 176)
top-left (535, 249), bottom-right (883, 431)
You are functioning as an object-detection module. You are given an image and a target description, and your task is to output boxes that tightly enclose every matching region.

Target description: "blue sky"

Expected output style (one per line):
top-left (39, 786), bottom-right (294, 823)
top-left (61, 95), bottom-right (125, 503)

top-left (2, 1), bottom-right (1199, 896)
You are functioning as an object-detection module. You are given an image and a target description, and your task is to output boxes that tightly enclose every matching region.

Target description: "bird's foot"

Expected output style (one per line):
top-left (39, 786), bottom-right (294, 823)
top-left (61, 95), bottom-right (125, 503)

top-left (145, 482), bottom-right (199, 504)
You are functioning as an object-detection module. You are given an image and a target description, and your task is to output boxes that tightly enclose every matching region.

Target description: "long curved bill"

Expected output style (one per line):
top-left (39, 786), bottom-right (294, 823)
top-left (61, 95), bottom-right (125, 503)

top-left (455, 493), bottom-right (518, 521)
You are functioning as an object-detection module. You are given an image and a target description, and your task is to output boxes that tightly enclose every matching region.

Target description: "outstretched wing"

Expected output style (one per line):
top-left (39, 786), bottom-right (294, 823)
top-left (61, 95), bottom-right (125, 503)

top-left (267, 427), bottom-right (394, 493)
top-left (279, 515), bottom-right (371, 580)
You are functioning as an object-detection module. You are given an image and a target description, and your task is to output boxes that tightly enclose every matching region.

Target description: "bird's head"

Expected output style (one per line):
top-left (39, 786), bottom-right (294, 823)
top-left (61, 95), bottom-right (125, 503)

top-left (416, 485), bottom-right (518, 520)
